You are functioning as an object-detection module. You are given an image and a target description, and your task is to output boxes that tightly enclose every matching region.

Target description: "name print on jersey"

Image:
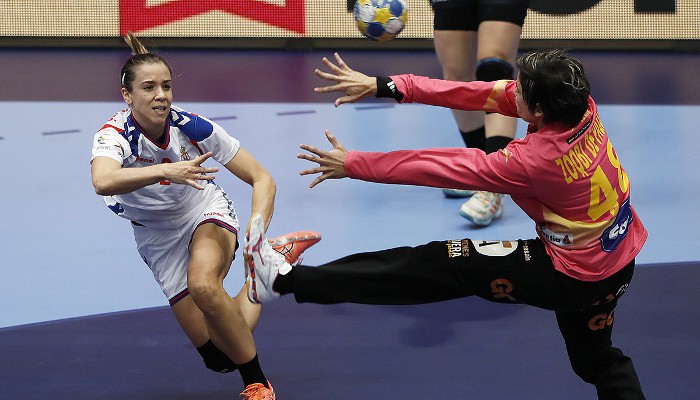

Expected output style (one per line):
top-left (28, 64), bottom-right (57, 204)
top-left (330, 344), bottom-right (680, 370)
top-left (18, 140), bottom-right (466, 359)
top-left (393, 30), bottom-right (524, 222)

top-left (554, 114), bottom-right (606, 185)
top-left (554, 114), bottom-right (630, 223)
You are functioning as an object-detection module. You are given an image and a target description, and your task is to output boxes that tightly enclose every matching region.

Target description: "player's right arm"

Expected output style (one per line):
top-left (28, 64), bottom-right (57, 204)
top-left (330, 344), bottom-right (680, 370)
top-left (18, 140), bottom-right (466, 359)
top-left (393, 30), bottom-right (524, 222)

top-left (313, 53), bottom-right (518, 117)
top-left (91, 153), bottom-right (218, 196)
top-left (387, 75), bottom-right (519, 117)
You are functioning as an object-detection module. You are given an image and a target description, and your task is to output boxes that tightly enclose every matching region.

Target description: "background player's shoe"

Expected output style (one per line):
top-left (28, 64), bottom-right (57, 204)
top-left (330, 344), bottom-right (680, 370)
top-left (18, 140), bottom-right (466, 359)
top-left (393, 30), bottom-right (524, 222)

top-left (442, 188), bottom-right (477, 198)
top-left (459, 191), bottom-right (504, 226)
top-left (269, 230), bottom-right (321, 265)
top-left (240, 381), bottom-right (275, 400)
top-left (244, 215), bottom-right (292, 304)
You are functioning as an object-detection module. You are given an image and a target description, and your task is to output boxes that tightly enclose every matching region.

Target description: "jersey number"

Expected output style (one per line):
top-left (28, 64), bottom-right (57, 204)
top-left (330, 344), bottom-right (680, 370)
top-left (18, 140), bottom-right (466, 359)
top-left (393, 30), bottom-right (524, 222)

top-left (587, 141), bottom-right (629, 220)
top-left (160, 158), bottom-right (172, 185)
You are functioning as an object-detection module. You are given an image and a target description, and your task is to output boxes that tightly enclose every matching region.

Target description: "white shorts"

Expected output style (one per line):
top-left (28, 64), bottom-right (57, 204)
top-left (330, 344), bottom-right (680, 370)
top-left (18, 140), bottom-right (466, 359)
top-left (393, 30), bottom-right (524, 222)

top-left (131, 185), bottom-right (240, 304)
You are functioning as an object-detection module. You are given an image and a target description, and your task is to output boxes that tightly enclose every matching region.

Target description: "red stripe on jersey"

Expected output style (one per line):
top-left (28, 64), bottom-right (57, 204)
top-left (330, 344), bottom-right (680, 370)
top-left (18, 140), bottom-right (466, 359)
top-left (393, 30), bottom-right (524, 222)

top-left (100, 123), bottom-right (124, 132)
top-left (190, 139), bottom-right (204, 155)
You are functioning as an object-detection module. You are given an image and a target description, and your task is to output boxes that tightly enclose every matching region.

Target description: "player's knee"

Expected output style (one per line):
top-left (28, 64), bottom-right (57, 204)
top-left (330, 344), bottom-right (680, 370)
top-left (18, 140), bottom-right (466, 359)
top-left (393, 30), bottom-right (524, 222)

top-left (196, 340), bottom-right (238, 373)
top-left (476, 58), bottom-right (514, 82)
top-left (187, 279), bottom-right (221, 311)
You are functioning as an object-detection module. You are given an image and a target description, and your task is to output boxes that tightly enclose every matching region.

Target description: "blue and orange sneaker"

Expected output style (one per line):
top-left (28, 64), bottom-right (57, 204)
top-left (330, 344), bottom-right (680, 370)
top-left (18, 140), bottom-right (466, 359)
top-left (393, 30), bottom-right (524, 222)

top-left (244, 216), bottom-right (321, 304)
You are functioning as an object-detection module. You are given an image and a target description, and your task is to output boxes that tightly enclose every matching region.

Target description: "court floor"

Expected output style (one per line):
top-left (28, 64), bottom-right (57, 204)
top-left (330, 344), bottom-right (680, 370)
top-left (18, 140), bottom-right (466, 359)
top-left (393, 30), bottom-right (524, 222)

top-left (0, 49), bottom-right (698, 399)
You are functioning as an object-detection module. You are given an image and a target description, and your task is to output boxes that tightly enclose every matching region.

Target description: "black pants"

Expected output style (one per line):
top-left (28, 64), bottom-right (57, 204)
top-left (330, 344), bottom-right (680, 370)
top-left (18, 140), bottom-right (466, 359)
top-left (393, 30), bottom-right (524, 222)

top-left (293, 238), bottom-right (645, 399)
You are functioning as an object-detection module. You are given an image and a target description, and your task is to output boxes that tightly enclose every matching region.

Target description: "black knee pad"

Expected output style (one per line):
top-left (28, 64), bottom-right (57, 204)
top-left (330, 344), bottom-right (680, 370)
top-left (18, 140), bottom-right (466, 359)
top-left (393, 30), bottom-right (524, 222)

top-left (476, 58), bottom-right (515, 82)
top-left (196, 340), bottom-right (238, 373)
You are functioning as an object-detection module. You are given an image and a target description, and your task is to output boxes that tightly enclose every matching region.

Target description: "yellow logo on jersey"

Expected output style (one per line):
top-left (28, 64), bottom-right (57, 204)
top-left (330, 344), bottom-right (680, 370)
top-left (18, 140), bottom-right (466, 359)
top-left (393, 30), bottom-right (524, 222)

top-left (500, 148), bottom-right (512, 162)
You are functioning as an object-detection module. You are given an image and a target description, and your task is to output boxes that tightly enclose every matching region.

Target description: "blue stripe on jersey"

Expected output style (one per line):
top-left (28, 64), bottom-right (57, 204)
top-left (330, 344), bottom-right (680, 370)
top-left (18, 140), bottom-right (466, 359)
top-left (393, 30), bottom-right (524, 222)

top-left (121, 115), bottom-right (141, 158)
top-left (169, 108), bottom-right (215, 142)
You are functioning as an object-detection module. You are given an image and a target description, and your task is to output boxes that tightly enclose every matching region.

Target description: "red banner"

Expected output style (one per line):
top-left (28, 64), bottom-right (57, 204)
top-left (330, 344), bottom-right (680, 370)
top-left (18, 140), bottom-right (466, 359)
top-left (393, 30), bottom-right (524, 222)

top-left (119, 0), bottom-right (306, 35)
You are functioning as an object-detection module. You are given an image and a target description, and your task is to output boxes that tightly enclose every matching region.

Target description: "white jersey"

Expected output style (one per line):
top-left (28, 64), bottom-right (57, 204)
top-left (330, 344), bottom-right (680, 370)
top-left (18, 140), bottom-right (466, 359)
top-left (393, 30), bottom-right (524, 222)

top-left (91, 105), bottom-right (240, 227)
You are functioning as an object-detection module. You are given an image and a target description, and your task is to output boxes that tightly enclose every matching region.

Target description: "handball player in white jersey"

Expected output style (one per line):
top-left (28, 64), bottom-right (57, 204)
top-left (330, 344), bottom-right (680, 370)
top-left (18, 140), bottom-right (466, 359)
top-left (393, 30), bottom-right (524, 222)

top-left (90, 33), bottom-right (319, 400)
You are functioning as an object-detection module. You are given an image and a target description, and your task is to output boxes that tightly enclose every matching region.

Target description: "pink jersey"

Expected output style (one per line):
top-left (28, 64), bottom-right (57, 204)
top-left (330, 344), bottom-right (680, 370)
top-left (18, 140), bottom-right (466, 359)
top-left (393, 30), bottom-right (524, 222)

top-left (345, 75), bottom-right (647, 282)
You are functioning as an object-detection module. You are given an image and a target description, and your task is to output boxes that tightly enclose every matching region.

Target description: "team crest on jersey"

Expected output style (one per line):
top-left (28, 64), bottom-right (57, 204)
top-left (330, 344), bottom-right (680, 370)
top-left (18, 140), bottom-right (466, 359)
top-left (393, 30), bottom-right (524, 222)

top-left (180, 146), bottom-right (191, 161)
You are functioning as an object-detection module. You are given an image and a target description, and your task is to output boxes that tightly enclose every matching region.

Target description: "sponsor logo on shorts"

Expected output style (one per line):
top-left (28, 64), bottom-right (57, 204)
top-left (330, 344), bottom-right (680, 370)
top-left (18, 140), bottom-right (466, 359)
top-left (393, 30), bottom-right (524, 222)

top-left (473, 240), bottom-right (518, 256)
top-left (588, 311), bottom-right (614, 330)
top-left (522, 241), bottom-right (532, 261)
top-left (205, 211), bottom-right (225, 218)
top-left (616, 283), bottom-right (629, 297)
top-left (538, 225), bottom-right (573, 247)
top-left (490, 278), bottom-right (518, 302)
top-left (446, 239), bottom-right (469, 258)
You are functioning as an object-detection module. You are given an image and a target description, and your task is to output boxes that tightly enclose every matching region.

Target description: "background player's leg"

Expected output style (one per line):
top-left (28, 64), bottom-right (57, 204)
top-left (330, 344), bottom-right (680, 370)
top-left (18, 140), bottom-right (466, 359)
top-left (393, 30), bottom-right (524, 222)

top-left (476, 20), bottom-right (521, 145)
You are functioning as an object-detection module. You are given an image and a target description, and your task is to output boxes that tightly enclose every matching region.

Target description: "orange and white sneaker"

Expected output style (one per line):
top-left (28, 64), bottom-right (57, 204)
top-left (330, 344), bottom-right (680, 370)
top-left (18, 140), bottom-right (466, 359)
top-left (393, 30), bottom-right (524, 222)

top-left (269, 230), bottom-right (321, 265)
top-left (240, 381), bottom-right (275, 400)
top-left (245, 216), bottom-right (321, 304)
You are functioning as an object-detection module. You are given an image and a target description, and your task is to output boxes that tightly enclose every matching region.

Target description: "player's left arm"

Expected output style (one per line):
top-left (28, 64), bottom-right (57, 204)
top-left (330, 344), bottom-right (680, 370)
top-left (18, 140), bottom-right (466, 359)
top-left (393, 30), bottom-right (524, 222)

top-left (223, 148), bottom-right (276, 236)
top-left (313, 53), bottom-right (378, 107)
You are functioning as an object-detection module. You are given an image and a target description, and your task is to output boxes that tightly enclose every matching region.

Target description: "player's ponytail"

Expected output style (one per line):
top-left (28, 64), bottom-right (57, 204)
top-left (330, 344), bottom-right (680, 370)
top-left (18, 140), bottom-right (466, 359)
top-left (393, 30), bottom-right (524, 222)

top-left (120, 32), bottom-right (172, 91)
top-left (124, 31), bottom-right (149, 56)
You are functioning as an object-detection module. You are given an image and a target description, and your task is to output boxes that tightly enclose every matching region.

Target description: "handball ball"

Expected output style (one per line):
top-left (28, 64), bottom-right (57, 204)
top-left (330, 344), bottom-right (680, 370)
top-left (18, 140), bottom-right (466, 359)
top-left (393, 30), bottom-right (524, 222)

top-left (354, 0), bottom-right (408, 42)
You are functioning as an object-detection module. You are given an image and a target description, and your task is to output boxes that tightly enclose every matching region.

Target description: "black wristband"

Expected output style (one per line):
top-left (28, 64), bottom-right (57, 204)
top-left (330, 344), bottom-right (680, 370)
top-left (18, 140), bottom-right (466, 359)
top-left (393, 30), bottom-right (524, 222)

top-left (375, 76), bottom-right (403, 102)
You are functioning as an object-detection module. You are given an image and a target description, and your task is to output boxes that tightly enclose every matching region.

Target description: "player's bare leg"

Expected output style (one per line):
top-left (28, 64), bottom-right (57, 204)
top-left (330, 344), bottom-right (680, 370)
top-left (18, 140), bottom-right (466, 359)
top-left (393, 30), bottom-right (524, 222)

top-left (186, 223), bottom-right (274, 399)
top-left (187, 223), bottom-right (256, 364)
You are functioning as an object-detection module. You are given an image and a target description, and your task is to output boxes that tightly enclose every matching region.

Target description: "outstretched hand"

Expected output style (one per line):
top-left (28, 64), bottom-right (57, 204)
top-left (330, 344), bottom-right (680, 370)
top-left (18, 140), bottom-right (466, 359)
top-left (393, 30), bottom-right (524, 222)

top-left (313, 53), bottom-right (377, 107)
top-left (162, 151), bottom-right (218, 190)
top-left (298, 130), bottom-right (349, 188)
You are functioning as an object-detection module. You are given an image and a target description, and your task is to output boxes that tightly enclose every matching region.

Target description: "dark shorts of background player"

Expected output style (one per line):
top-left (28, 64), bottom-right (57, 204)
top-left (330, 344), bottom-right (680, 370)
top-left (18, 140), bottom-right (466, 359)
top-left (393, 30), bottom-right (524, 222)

top-left (292, 238), bottom-right (645, 399)
top-left (431, 0), bottom-right (530, 30)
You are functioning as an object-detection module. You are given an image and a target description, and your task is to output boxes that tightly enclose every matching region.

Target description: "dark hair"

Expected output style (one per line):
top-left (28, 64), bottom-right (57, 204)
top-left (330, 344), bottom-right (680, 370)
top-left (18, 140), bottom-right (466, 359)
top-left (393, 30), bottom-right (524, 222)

top-left (515, 49), bottom-right (590, 128)
top-left (120, 32), bottom-right (172, 91)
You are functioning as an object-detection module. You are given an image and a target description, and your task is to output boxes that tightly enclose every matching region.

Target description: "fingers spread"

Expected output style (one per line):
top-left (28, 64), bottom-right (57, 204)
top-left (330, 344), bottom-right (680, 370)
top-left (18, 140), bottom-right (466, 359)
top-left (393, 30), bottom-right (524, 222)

top-left (334, 53), bottom-right (348, 70)
top-left (299, 144), bottom-right (324, 157)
